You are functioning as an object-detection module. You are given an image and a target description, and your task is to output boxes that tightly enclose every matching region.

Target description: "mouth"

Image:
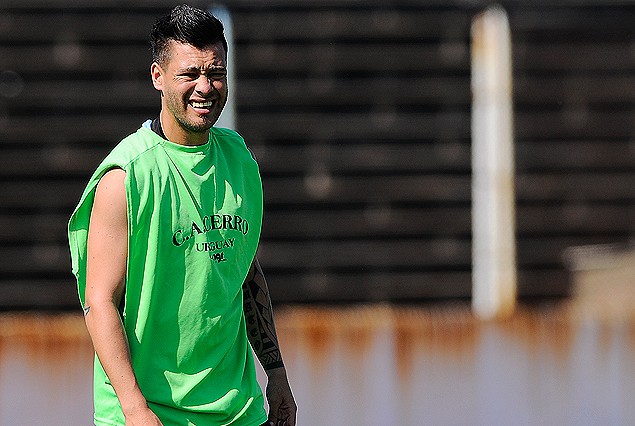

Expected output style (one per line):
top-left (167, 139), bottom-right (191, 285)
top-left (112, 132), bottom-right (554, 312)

top-left (190, 100), bottom-right (214, 109)
top-left (189, 99), bottom-right (216, 115)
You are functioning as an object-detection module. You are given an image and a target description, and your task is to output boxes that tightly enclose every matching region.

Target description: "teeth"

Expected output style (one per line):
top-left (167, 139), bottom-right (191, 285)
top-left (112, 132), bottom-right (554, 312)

top-left (191, 101), bottom-right (214, 108)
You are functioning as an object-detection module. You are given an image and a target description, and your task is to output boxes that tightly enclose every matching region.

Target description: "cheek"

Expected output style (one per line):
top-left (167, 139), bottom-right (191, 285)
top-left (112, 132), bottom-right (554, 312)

top-left (214, 80), bottom-right (227, 94)
top-left (166, 84), bottom-right (193, 103)
top-left (164, 91), bottom-right (189, 113)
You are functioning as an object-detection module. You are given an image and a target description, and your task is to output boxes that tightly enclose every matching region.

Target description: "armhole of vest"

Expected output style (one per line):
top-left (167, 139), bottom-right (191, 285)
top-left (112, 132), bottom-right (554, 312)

top-left (246, 147), bottom-right (257, 162)
top-left (215, 127), bottom-right (256, 162)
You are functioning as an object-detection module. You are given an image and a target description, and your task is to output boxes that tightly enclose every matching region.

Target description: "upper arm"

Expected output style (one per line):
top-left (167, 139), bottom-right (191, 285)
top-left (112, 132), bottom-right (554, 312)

top-left (243, 257), bottom-right (263, 288)
top-left (85, 168), bottom-right (128, 307)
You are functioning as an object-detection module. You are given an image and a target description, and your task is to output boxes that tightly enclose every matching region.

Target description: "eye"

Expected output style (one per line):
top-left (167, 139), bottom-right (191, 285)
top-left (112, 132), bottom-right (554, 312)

top-left (209, 71), bottom-right (227, 81)
top-left (177, 71), bottom-right (199, 80)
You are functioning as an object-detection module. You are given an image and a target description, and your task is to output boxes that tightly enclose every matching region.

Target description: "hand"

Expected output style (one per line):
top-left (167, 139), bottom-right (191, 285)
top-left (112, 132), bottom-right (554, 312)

top-left (265, 367), bottom-right (297, 426)
top-left (124, 405), bottom-right (164, 426)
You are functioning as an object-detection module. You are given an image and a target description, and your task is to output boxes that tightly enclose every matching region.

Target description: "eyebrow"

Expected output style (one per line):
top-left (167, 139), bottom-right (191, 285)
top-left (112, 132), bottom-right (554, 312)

top-left (177, 65), bottom-right (227, 74)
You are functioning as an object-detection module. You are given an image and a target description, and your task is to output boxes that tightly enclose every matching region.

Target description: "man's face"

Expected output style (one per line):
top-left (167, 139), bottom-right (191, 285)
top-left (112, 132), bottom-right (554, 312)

top-left (151, 40), bottom-right (228, 134)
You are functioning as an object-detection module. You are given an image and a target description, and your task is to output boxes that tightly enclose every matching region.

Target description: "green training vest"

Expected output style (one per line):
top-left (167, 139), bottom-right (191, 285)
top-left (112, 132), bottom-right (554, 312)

top-left (68, 124), bottom-right (267, 426)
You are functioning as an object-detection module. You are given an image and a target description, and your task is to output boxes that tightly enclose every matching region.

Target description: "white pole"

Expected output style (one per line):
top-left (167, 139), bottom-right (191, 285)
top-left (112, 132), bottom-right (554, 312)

top-left (471, 5), bottom-right (517, 320)
top-left (210, 5), bottom-right (236, 130)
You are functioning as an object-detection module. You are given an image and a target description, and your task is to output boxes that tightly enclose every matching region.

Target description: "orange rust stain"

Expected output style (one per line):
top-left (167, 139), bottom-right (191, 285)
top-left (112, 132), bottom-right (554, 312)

top-left (275, 301), bottom-right (635, 385)
top-left (487, 299), bottom-right (635, 365)
top-left (276, 305), bottom-right (395, 372)
top-left (277, 304), bottom-right (482, 381)
top-left (338, 305), bottom-right (386, 359)
top-left (494, 303), bottom-right (576, 364)
top-left (8, 301), bottom-right (635, 383)
top-left (0, 313), bottom-right (90, 344)
top-left (0, 313), bottom-right (93, 369)
top-left (276, 306), bottom-right (338, 371)
top-left (394, 304), bottom-right (479, 381)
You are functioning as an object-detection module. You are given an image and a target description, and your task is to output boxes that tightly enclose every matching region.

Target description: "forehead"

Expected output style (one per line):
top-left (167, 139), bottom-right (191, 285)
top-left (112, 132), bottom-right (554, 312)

top-left (164, 40), bottom-right (227, 69)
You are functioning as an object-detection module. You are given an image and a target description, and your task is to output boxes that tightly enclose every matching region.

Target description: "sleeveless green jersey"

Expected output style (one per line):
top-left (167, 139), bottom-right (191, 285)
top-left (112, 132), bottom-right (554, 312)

top-left (68, 124), bottom-right (267, 426)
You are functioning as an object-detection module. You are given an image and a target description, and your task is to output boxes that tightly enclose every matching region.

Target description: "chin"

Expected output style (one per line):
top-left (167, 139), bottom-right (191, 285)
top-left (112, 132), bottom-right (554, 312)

top-left (181, 117), bottom-right (216, 133)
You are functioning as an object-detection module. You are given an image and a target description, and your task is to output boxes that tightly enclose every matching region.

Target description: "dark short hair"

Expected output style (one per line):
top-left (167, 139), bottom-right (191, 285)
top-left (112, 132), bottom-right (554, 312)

top-left (150, 4), bottom-right (228, 65)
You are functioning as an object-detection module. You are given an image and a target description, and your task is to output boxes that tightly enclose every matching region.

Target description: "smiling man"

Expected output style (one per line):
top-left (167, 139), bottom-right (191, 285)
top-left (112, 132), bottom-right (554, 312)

top-left (68, 5), bottom-right (296, 426)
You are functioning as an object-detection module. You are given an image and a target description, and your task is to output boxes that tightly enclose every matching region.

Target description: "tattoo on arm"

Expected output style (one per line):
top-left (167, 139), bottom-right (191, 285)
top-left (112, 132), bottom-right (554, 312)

top-left (243, 260), bottom-right (284, 371)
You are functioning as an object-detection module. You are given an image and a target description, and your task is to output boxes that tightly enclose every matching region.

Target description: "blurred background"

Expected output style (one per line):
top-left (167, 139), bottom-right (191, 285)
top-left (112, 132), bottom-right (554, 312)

top-left (0, 0), bottom-right (633, 424)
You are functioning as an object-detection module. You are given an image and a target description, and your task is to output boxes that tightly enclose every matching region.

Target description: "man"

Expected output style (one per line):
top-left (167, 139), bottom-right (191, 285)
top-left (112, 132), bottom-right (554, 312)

top-left (68, 5), bottom-right (296, 425)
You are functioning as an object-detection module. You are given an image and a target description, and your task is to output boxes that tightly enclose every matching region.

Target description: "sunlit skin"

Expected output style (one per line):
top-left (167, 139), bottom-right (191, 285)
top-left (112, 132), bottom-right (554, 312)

top-left (150, 40), bottom-right (228, 146)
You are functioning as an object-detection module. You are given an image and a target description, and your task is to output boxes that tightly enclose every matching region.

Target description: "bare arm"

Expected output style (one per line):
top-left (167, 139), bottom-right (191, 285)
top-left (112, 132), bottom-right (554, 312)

top-left (243, 258), bottom-right (297, 425)
top-left (85, 169), bottom-right (162, 425)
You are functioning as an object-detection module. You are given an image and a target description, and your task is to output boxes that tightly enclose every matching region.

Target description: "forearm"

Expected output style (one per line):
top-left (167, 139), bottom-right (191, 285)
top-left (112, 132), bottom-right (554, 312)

top-left (84, 301), bottom-right (147, 416)
top-left (243, 259), bottom-right (297, 424)
top-left (242, 258), bottom-right (284, 372)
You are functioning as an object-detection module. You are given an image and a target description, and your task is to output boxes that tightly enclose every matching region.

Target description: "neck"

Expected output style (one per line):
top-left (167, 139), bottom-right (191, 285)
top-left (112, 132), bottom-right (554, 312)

top-left (159, 110), bottom-right (210, 146)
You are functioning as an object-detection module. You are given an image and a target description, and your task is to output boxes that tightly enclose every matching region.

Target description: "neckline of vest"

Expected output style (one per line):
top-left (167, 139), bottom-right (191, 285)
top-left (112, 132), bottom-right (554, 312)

top-left (141, 127), bottom-right (212, 154)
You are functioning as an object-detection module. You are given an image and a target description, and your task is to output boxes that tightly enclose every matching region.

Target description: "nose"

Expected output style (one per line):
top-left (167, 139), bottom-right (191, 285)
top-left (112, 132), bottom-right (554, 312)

top-left (195, 75), bottom-right (213, 96)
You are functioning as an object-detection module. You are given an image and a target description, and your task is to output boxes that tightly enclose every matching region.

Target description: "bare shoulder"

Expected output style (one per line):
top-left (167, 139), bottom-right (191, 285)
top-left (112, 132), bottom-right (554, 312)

top-left (96, 168), bottom-right (126, 194)
top-left (92, 168), bottom-right (127, 225)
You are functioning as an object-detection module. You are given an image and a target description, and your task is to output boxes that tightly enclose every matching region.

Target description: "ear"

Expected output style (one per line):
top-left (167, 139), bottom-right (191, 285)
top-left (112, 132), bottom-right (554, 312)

top-left (150, 62), bottom-right (164, 92)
